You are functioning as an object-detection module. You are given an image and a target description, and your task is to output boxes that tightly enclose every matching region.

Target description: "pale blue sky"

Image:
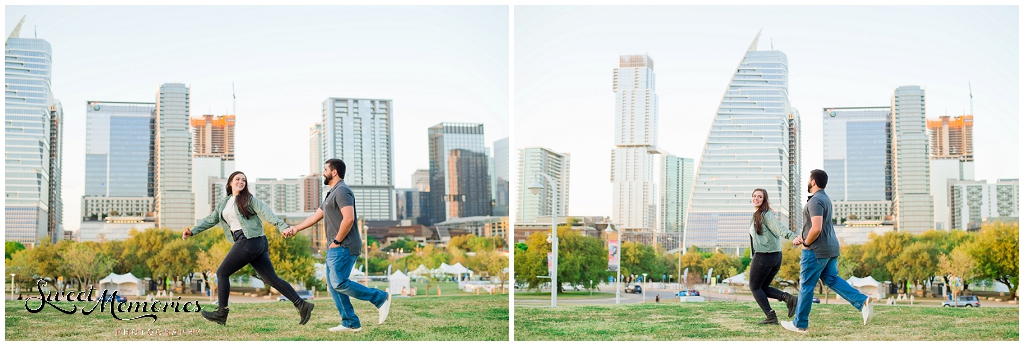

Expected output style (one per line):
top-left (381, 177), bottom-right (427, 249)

top-left (515, 6), bottom-right (1019, 217)
top-left (6, 6), bottom-right (509, 231)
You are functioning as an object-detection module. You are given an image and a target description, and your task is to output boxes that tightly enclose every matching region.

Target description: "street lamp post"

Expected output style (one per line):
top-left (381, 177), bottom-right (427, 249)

top-left (362, 223), bottom-right (369, 286)
top-left (642, 273), bottom-right (648, 303)
top-left (10, 274), bottom-right (15, 301)
top-left (528, 173), bottom-right (559, 308)
top-left (604, 223), bottom-right (621, 305)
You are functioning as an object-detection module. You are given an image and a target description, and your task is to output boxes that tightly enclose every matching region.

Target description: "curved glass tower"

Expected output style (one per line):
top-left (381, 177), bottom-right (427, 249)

top-left (684, 32), bottom-right (799, 254)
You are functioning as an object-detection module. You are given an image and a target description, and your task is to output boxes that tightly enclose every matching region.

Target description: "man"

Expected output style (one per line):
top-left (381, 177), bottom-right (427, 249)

top-left (284, 158), bottom-right (392, 332)
top-left (781, 169), bottom-right (874, 334)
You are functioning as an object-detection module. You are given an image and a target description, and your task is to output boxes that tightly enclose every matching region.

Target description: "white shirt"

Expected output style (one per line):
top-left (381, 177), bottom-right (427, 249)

top-left (222, 196), bottom-right (243, 231)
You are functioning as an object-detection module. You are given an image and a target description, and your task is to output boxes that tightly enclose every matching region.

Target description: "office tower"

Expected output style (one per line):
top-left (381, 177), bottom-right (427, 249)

top-left (82, 101), bottom-right (157, 223)
top-left (191, 115), bottom-right (236, 218)
top-left (610, 54), bottom-right (659, 232)
top-left (211, 177), bottom-right (305, 214)
top-left (5, 22), bottom-right (55, 246)
top-left (950, 179), bottom-right (1019, 231)
top-left (322, 98), bottom-right (395, 221)
top-left (822, 106), bottom-right (892, 222)
top-left (685, 32), bottom-right (795, 253)
top-left (428, 123), bottom-right (491, 224)
top-left (493, 137), bottom-right (510, 216)
top-left (398, 188), bottom-right (430, 225)
top-left (928, 115), bottom-right (975, 230)
top-left (891, 86), bottom-right (934, 233)
top-left (310, 123), bottom-right (323, 175)
top-left (658, 154), bottom-right (693, 234)
top-left (412, 169), bottom-right (430, 192)
top-left (516, 147), bottom-right (570, 223)
top-left (154, 83), bottom-right (195, 230)
top-left (48, 101), bottom-right (64, 241)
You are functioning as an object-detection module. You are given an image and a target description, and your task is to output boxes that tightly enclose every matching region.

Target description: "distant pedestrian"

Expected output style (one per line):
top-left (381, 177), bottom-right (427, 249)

top-left (747, 188), bottom-right (799, 325)
top-left (782, 169), bottom-right (875, 334)
top-left (656, 294), bottom-right (660, 303)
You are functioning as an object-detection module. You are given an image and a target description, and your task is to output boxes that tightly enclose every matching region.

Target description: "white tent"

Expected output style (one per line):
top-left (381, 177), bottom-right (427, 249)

top-left (436, 263), bottom-right (452, 273)
top-left (447, 262), bottom-right (470, 275)
top-left (724, 272), bottom-right (748, 286)
top-left (847, 276), bottom-right (883, 299)
top-left (410, 264), bottom-right (429, 275)
top-left (98, 273), bottom-right (145, 296)
top-left (389, 270), bottom-right (411, 296)
top-left (349, 264), bottom-right (365, 278)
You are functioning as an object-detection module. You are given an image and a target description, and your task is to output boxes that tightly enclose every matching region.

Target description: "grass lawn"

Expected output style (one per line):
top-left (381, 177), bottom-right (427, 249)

top-left (6, 294), bottom-right (508, 341)
top-left (514, 300), bottom-right (1018, 341)
top-left (515, 291), bottom-right (616, 300)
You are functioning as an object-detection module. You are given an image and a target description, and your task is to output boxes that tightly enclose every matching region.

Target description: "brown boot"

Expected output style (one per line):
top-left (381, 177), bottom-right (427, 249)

top-left (781, 292), bottom-right (797, 318)
top-left (757, 310), bottom-right (779, 325)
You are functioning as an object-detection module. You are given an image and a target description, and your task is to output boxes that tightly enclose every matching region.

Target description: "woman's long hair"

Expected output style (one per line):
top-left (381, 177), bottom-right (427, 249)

top-left (226, 171), bottom-right (256, 219)
top-left (752, 188), bottom-right (770, 235)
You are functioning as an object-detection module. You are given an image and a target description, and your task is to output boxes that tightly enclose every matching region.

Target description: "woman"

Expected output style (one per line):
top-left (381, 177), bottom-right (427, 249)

top-left (183, 171), bottom-right (314, 325)
top-left (748, 188), bottom-right (799, 325)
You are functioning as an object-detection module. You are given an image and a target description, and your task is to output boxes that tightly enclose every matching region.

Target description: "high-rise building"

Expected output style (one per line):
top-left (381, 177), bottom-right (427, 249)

top-left (5, 23), bottom-right (56, 246)
top-left (928, 115), bottom-right (975, 230)
top-left (83, 101), bottom-right (157, 227)
top-left (191, 115), bottom-right (235, 219)
top-left (516, 147), bottom-right (570, 223)
top-left (211, 177), bottom-right (305, 214)
top-left (890, 86), bottom-right (934, 233)
top-left (398, 188), bottom-right (430, 225)
top-left (309, 123), bottom-right (323, 175)
top-left (950, 179), bottom-right (1019, 231)
top-left (303, 174), bottom-right (321, 212)
top-left (48, 100), bottom-right (64, 241)
top-left (428, 123), bottom-right (491, 224)
top-left (822, 106), bottom-right (892, 223)
top-left (787, 109), bottom-right (803, 233)
top-left (154, 83), bottom-right (195, 230)
top-left (412, 169), bottom-right (430, 192)
top-left (493, 137), bottom-right (510, 216)
top-left (610, 54), bottom-right (659, 232)
top-left (685, 32), bottom-right (796, 254)
top-left (321, 98), bottom-right (395, 221)
top-left (657, 154), bottom-right (693, 235)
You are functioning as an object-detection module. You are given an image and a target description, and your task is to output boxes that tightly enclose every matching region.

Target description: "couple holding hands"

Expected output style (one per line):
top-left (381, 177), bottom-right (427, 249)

top-left (182, 158), bottom-right (391, 332)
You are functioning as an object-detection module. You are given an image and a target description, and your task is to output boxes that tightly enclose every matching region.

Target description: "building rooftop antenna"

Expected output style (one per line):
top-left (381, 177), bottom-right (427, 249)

top-left (969, 82), bottom-right (973, 115)
top-left (232, 82), bottom-right (236, 116)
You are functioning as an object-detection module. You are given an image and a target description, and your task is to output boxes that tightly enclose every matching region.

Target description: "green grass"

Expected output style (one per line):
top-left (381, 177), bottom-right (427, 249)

top-left (514, 300), bottom-right (1018, 341)
top-left (514, 291), bottom-right (616, 300)
top-left (6, 294), bottom-right (508, 341)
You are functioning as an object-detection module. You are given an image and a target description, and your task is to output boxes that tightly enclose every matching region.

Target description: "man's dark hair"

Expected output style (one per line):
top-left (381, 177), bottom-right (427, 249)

top-left (325, 159), bottom-right (346, 179)
top-left (810, 169), bottom-right (828, 189)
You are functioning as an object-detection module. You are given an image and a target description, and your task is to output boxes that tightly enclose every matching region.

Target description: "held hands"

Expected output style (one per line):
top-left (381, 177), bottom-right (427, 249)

top-left (792, 235), bottom-right (803, 246)
top-left (282, 226), bottom-right (297, 238)
top-left (182, 228), bottom-right (193, 240)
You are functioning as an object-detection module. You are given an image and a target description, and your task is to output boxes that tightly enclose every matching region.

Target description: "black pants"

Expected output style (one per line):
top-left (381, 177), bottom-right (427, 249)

top-left (216, 230), bottom-right (302, 309)
top-left (748, 251), bottom-right (786, 315)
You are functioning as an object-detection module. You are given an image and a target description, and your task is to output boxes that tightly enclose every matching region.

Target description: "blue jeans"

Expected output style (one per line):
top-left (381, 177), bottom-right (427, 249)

top-left (793, 250), bottom-right (868, 329)
top-left (325, 246), bottom-right (387, 328)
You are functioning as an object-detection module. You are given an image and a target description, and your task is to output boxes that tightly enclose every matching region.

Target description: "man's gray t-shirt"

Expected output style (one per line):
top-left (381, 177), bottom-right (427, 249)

top-left (322, 181), bottom-right (362, 256)
top-left (802, 190), bottom-right (840, 259)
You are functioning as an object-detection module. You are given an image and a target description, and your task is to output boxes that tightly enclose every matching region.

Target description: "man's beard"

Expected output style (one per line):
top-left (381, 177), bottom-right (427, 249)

top-left (807, 182), bottom-right (812, 193)
top-left (323, 174), bottom-right (331, 185)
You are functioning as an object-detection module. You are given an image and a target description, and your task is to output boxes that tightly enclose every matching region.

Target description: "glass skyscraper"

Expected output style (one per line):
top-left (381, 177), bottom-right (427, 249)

top-left (891, 86), bottom-right (934, 233)
top-left (321, 98), bottom-right (396, 221)
top-left (822, 106), bottom-right (892, 223)
top-left (516, 147), bottom-right (570, 223)
top-left (684, 32), bottom-right (798, 254)
top-left (154, 83), bottom-right (195, 230)
top-left (659, 154), bottom-right (693, 235)
top-left (5, 28), bottom-right (59, 246)
top-left (428, 123), bottom-right (491, 224)
top-left (611, 54), bottom-right (659, 232)
top-left (493, 137), bottom-right (510, 216)
top-left (83, 101), bottom-right (156, 221)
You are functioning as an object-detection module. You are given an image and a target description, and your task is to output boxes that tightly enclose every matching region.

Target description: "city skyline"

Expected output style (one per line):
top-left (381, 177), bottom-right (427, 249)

top-left (5, 6), bottom-right (510, 232)
top-left (515, 6), bottom-right (1018, 218)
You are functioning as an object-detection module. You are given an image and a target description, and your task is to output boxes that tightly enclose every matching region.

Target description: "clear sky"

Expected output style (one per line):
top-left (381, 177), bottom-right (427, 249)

top-left (5, 6), bottom-right (509, 231)
top-left (515, 6), bottom-right (1019, 218)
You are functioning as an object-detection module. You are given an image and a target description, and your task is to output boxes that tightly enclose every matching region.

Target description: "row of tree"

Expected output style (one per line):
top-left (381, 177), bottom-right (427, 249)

top-left (513, 221), bottom-right (1019, 299)
top-left (5, 225), bottom-right (512, 296)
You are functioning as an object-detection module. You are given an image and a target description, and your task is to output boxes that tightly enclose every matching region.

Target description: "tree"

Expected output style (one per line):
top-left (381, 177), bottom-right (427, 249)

top-left (863, 231), bottom-right (913, 282)
top-left (971, 221), bottom-right (1019, 299)
top-left (776, 245), bottom-right (801, 286)
top-left (385, 237), bottom-right (420, 253)
top-left (5, 241), bottom-right (26, 260)
top-left (515, 242), bottom-right (528, 252)
top-left (148, 239), bottom-right (200, 292)
top-left (196, 238), bottom-right (232, 294)
top-left (837, 243), bottom-right (871, 278)
top-left (889, 241), bottom-right (939, 291)
top-left (123, 228), bottom-right (177, 280)
top-left (620, 242), bottom-right (664, 280)
top-left (701, 252), bottom-right (738, 283)
top-left (938, 244), bottom-right (976, 301)
top-left (554, 229), bottom-right (608, 292)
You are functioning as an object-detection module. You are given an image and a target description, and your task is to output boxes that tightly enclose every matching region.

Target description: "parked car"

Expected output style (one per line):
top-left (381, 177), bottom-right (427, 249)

top-left (812, 297), bottom-right (820, 304)
top-left (942, 295), bottom-right (980, 308)
top-left (278, 290), bottom-right (314, 302)
top-left (676, 289), bottom-right (700, 297)
top-left (625, 284), bottom-right (642, 294)
top-left (101, 294), bottom-right (128, 303)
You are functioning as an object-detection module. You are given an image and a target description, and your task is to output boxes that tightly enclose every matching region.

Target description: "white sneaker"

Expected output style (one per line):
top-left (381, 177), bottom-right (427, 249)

top-left (781, 320), bottom-right (807, 334)
top-left (862, 296), bottom-right (874, 325)
top-left (378, 292), bottom-right (392, 325)
top-left (328, 324), bottom-right (361, 332)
